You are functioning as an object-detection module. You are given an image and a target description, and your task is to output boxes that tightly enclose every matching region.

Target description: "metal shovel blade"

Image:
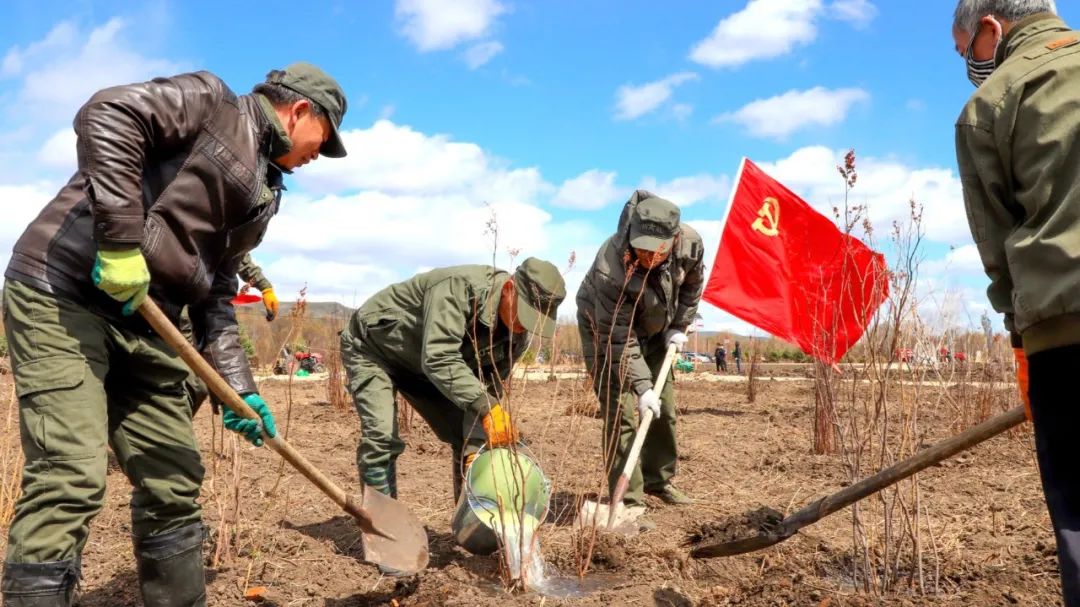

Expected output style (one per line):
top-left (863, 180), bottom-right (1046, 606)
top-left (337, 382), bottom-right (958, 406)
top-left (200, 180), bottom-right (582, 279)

top-left (575, 500), bottom-right (646, 536)
top-left (688, 526), bottom-right (795, 558)
top-left (360, 487), bottom-right (430, 574)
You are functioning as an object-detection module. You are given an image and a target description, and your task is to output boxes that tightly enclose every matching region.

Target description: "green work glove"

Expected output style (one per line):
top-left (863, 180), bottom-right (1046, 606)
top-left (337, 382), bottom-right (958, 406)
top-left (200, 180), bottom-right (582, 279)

top-left (224, 393), bottom-right (278, 447)
top-left (91, 248), bottom-right (150, 316)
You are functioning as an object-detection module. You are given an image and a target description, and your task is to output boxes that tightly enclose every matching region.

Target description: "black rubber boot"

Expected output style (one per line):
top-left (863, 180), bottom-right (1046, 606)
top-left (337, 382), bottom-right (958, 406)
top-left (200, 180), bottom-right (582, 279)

top-left (134, 523), bottom-right (207, 607)
top-left (452, 448), bottom-right (466, 502)
top-left (1, 559), bottom-right (80, 606)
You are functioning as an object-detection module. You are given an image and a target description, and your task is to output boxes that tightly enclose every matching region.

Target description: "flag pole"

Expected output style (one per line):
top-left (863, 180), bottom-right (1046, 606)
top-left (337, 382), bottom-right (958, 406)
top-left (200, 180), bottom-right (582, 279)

top-left (703, 157), bottom-right (748, 289)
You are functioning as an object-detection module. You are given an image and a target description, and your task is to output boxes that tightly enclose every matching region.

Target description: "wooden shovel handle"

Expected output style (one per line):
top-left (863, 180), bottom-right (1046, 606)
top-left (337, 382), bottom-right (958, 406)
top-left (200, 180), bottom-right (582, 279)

top-left (139, 299), bottom-right (383, 536)
top-left (609, 343), bottom-right (680, 512)
top-left (784, 405), bottom-right (1027, 533)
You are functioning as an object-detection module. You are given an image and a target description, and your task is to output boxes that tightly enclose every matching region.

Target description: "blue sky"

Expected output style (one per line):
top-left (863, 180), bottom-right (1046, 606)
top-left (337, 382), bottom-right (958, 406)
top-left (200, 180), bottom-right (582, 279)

top-left (3, 0), bottom-right (1073, 334)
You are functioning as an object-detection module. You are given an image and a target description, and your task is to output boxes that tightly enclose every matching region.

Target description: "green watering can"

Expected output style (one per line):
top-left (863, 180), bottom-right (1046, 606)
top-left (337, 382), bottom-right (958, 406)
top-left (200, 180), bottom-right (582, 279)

top-left (451, 446), bottom-right (551, 555)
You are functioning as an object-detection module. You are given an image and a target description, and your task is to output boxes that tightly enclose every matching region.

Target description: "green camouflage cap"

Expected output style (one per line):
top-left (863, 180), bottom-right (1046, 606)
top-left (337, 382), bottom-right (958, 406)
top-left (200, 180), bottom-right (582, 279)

top-left (269, 62), bottom-right (348, 158)
top-left (513, 258), bottom-right (566, 339)
top-left (629, 196), bottom-right (680, 252)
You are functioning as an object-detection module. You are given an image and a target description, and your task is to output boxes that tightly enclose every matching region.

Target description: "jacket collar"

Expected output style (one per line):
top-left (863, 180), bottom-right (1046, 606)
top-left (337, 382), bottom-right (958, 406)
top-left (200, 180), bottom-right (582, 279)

top-left (998, 13), bottom-right (1068, 65)
top-left (479, 271), bottom-right (510, 329)
top-left (253, 94), bottom-right (295, 174)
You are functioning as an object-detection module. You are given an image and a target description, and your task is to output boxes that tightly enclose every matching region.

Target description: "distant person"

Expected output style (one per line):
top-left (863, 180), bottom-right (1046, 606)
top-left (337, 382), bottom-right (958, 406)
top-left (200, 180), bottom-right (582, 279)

top-left (577, 191), bottom-right (705, 523)
top-left (714, 344), bottom-right (727, 372)
top-left (952, 0), bottom-right (1079, 603)
top-left (733, 341), bottom-right (743, 374)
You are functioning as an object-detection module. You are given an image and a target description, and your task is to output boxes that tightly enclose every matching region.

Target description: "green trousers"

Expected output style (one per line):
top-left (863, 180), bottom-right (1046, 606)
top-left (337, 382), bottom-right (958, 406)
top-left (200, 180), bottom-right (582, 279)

top-left (595, 342), bottom-right (678, 508)
top-left (2, 280), bottom-right (204, 564)
top-left (178, 307), bottom-right (211, 415)
top-left (340, 328), bottom-right (485, 499)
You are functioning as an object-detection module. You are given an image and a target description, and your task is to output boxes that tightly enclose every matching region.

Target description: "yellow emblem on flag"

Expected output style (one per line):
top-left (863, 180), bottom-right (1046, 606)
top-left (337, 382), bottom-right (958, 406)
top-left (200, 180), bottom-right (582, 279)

top-left (751, 196), bottom-right (780, 237)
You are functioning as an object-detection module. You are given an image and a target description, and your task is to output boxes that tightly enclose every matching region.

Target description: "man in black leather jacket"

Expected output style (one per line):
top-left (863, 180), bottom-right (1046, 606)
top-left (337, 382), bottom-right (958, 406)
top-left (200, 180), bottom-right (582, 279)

top-left (1, 62), bottom-right (348, 606)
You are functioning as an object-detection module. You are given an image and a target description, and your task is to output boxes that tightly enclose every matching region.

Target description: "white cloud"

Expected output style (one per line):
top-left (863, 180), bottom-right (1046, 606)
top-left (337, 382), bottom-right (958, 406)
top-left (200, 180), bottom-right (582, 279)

top-left (395, 0), bottom-right (506, 52)
top-left (260, 119), bottom-right (590, 304)
top-left (0, 182), bottom-right (60, 271)
top-left (36, 128), bottom-right (76, 171)
top-left (552, 170), bottom-right (622, 210)
top-left (689, 0), bottom-right (823, 69)
top-left (689, 0), bottom-right (877, 69)
top-left (1, 21), bottom-right (78, 77)
top-left (613, 72), bottom-right (699, 121)
top-left (829, 0), bottom-right (878, 28)
top-left (462, 40), bottom-right (504, 69)
top-left (639, 174), bottom-right (731, 207)
top-left (5, 17), bottom-right (183, 121)
top-left (922, 244), bottom-right (985, 280)
top-left (755, 146), bottom-right (971, 244)
top-left (262, 255), bottom-right (403, 304)
top-left (714, 86), bottom-right (869, 139)
top-left (296, 120), bottom-right (551, 203)
top-left (671, 103), bottom-right (693, 121)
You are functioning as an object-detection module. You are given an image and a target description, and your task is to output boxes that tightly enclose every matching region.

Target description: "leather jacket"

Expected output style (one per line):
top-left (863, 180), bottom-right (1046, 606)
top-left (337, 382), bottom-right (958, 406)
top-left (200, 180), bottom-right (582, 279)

top-left (4, 71), bottom-right (285, 394)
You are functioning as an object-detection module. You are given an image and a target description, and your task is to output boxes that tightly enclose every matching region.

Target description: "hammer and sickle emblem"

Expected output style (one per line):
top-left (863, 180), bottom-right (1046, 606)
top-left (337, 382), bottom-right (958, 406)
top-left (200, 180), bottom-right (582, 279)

top-left (751, 196), bottom-right (780, 237)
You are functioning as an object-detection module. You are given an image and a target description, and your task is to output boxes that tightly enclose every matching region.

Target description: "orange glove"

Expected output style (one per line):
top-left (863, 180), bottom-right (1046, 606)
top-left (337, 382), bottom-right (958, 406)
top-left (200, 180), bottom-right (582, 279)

top-left (262, 288), bottom-right (279, 321)
top-left (1013, 348), bottom-right (1031, 421)
top-left (482, 404), bottom-right (519, 447)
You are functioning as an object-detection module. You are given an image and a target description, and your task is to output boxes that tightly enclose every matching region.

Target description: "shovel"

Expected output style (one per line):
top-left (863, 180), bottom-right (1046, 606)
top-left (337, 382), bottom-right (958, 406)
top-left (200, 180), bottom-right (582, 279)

top-left (578, 343), bottom-right (679, 534)
top-left (140, 299), bottom-right (429, 574)
top-left (688, 405), bottom-right (1027, 558)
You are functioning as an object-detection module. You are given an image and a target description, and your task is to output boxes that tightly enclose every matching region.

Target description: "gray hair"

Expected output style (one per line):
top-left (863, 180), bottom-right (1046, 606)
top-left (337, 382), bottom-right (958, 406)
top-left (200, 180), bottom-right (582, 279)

top-left (953, 0), bottom-right (1057, 33)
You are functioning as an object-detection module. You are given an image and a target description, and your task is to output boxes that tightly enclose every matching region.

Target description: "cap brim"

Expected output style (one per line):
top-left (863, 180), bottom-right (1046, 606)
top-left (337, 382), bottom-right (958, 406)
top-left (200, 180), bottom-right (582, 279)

top-left (629, 233), bottom-right (674, 252)
top-left (514, 277), bottom-right (557, 339)
top-left (320, 123), bottom-right (347, 158)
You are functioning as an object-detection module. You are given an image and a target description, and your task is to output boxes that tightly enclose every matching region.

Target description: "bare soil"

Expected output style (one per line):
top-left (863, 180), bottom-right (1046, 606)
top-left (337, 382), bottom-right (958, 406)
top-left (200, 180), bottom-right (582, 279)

top-left (688, 506), bottom-right (785, 547)
top-left (0, 371), bottom-right (1063, 606)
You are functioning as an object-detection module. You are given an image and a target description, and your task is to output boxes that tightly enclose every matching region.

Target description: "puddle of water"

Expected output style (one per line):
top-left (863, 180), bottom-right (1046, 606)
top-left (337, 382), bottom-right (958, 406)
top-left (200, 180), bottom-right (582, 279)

top-left (483, 510), bottom-right (623, 598)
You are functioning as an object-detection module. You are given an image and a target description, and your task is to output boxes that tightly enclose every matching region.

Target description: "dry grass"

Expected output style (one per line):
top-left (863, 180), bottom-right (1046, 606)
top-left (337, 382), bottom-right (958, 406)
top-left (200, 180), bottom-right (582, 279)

top-left (1, 379), bottom-right (20, 527)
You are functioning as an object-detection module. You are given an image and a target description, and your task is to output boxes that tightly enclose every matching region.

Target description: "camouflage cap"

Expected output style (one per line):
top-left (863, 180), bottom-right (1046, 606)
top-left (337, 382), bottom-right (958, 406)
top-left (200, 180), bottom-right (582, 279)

top-left (512, 258), bottom-right (566, 339)
top-left (268, 62), bottom-right (348, 158)
top-left (629, 196), bottom-right (680, 252)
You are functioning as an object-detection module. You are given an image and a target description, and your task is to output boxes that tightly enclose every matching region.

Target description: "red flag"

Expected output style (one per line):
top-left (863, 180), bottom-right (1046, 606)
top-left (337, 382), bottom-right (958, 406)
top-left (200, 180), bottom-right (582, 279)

top-left (230, 292), bottom-right (263, 306)
top-left (703, 158), bottom-right (888, 364)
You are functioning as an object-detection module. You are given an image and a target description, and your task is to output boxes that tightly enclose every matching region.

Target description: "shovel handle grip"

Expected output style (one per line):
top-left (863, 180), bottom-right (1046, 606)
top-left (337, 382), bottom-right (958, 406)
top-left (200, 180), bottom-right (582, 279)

top-left (609, 343), bottom-right (679, 510)
top-left (138, 299), bottom-right (380, 535)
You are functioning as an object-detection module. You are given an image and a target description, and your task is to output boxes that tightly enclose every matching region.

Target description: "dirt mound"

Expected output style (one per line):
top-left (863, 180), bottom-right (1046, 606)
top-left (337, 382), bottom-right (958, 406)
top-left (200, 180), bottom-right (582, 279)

top-left (686, 506), bottom-right (784, 546)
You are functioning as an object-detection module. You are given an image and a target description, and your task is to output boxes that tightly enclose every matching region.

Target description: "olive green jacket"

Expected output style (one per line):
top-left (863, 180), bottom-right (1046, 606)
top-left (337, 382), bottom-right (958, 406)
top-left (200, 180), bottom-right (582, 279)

top-left (237, 254), bottom-right (272, 292)
top-left (344, 265), bottom-right (528, 415)
top-left (576, 190), bottom-right (705, 396)
top-left (956, 13), bottom-right (1080, 354)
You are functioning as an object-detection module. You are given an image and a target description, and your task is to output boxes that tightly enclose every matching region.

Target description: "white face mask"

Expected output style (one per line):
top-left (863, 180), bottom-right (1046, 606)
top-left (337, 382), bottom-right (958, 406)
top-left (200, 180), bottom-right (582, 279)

top-left (965, 18), bottom-right (1003, 87)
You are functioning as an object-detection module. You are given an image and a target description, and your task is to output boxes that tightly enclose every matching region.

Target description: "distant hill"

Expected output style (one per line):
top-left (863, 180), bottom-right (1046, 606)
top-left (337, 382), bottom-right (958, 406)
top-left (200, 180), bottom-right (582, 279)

top-left (236, 300), bottom-right (354, 320)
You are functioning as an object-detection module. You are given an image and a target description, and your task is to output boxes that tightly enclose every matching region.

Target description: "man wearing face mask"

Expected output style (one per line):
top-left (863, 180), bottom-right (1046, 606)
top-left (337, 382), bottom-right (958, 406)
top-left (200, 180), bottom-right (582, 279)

top-left (1, 63), bottom-right (348, 606)
top-left (577, 192), bottom-right (705, 523)
top-left (952, 1), bottom-right (1079, 603)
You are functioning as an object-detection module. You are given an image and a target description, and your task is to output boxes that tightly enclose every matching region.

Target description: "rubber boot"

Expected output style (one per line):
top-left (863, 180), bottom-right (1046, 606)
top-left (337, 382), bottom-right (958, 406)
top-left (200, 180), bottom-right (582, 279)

top-left (1, 559), bottom-right (80, 606)
top-left (362, 460), bottom-right (398, 499)
top-left (452, 448), bottom-right (465, 502)
top-left (134, 523), bottom-right (207, 607)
